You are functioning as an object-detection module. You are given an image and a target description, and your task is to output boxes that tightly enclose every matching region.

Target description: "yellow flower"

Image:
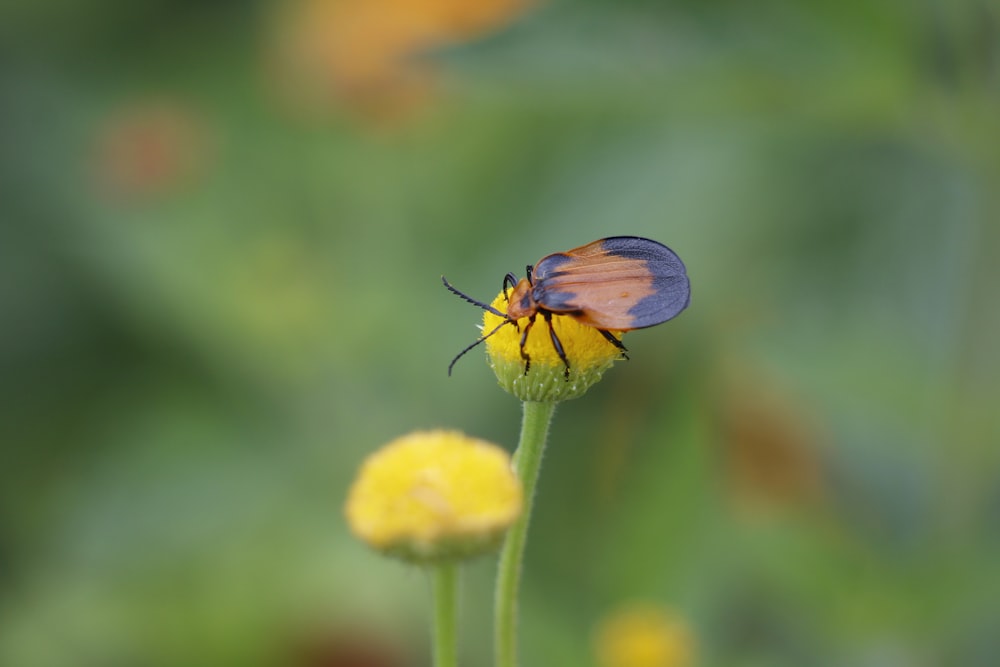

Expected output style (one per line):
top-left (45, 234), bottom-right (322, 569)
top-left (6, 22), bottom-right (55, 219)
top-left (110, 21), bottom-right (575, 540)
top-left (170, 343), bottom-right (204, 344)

top-left (345, 430), bottom-right (523, 563)
top-left (483, 291), bottom-right (625, 402)
top-left (593, 603), bottom-right (696, 667)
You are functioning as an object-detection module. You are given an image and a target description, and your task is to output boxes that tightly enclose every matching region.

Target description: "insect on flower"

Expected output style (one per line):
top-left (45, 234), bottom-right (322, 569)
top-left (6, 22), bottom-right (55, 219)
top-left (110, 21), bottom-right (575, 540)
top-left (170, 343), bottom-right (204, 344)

top-left (443, 236), bottom-right (691, 378)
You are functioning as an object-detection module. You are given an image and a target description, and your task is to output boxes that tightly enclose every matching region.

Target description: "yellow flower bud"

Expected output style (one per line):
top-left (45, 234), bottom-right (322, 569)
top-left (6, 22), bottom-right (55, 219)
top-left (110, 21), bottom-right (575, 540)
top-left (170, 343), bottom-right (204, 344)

top-left (345, 430), bottom-right (523, 564)
top-left (483, 292), bottom-right (625, 402)
top-left (593, 603), bottom-right (696, 667)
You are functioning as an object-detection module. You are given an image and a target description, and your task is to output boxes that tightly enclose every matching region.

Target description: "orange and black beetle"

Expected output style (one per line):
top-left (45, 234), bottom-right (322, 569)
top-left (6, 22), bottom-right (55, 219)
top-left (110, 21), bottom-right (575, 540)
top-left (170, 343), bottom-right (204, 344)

top-left (443, 236), bottom-right (690, 377)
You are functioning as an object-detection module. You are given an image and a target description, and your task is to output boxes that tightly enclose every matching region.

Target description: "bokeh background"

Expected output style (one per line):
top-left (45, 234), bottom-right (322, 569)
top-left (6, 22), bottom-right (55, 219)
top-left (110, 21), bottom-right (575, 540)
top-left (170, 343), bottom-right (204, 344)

top-left (2, 0), bottom-right (999, 665)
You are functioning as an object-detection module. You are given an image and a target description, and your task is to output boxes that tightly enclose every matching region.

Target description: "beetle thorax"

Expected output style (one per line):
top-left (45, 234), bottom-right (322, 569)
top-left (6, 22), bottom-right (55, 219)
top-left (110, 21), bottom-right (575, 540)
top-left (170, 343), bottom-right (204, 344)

top-left (505, 279), bottom-right (537, 320)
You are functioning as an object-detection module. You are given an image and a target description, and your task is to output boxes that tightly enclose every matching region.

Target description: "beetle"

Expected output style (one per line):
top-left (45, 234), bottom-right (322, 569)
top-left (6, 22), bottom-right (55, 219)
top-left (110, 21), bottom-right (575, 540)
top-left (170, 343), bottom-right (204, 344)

top-left (442, 235), bottom-right (690, 377)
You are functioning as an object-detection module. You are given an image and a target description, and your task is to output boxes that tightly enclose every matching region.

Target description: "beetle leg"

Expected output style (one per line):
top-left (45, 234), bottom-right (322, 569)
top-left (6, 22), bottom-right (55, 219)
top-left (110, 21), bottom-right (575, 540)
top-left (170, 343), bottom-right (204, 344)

top-left (599, 329), bottom-right (629, 360)
top-left (519, 315), bottom-right (535, 375)
top-left (502, 273), bottom-right (518, 301)
top-left (543, 311), bottom-right (572, 379)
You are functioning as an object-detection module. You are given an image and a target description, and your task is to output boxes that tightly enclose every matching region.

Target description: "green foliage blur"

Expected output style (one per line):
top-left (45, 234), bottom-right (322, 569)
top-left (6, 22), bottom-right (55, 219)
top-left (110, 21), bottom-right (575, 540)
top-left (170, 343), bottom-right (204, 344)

top-left (2, 0), bottom-right (999, 665)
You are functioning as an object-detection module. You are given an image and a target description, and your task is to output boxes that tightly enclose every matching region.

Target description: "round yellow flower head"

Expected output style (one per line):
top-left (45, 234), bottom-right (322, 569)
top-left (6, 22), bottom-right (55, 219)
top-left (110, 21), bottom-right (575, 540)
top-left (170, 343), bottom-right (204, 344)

top-left (345, 430), bottom-right (523, 564)
top-left (483, 291), bottom-right (625, 402)
top-left (593, 603), bottom-right (695, 667)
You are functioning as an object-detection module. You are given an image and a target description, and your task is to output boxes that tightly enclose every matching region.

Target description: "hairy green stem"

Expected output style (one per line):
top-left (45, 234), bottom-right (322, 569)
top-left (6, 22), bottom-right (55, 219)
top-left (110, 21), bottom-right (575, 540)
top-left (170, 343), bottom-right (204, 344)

top-left (433, 563), bottom-right (459, 667)
top-left (494, 400), bottom-right (558, 667)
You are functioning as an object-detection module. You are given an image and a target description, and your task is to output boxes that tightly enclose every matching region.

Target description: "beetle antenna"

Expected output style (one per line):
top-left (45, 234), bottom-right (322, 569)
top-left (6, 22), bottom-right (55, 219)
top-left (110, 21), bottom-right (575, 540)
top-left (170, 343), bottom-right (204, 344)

top-left (448, 319), bottom-right (512, 375)
top-left (442, 276), bottom-right (507, 317)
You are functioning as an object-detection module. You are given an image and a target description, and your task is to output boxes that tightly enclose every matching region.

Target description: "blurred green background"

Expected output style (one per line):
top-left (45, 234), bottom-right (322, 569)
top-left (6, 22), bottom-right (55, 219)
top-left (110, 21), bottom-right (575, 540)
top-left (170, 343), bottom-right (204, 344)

top-left (2, 0), bottom-right (999, 665)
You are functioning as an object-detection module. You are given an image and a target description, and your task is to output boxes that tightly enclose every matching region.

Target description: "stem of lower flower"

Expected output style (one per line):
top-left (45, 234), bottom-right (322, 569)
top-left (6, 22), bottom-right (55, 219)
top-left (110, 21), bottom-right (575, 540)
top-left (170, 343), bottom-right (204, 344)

top-left (433, 563), bottom-right (459, 667)
top-left (494, 400), bottom-right (558, 667)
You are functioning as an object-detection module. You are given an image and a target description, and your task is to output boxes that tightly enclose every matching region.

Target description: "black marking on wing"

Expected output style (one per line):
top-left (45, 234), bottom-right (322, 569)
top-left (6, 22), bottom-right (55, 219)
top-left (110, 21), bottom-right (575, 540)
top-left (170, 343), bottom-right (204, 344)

top-left (533, 284), bottom-right (579, 311)
top-left (595, 237), bottom-right (690, 326)
top-left (532, 253), bottom-right (573, 280)
top-left (626, 273), bottom-right (691, 327)
top-left (600, 236), bottom-right (686, 273)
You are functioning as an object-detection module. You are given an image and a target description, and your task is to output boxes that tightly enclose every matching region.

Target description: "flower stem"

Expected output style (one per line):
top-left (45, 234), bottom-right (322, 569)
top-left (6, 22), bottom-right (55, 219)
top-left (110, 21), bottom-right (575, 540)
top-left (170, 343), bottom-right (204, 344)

top-left (433, 563), bottom-right (459, 667)
top-left (494, 400), bottom-right (558, 667)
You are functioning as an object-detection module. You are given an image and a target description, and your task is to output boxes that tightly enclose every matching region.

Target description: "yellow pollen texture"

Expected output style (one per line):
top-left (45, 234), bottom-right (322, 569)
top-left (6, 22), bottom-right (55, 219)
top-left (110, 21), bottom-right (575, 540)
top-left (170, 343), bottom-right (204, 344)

top-left (345, 430), bottom-right (522, 560)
